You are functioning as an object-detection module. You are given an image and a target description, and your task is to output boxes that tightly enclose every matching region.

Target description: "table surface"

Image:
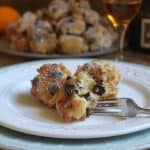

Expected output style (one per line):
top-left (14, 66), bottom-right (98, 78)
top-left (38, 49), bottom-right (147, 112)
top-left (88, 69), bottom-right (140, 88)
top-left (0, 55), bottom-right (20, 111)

top-left (0, 50), bottom-right (149, 150)
top-left (0, 50), bottom-right (149, 68)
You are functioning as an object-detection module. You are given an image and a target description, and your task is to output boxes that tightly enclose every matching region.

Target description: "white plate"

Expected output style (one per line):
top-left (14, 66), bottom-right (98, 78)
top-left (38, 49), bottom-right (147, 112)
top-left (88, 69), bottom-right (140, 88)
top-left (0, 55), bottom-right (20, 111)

top-left (0, 59), bottom-right (150, 139)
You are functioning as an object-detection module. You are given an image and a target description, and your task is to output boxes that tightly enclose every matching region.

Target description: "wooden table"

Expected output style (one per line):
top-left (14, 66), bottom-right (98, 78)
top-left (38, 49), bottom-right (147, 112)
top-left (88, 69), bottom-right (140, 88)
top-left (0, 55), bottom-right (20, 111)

top-left (0, 50), bottom-right (149, 67)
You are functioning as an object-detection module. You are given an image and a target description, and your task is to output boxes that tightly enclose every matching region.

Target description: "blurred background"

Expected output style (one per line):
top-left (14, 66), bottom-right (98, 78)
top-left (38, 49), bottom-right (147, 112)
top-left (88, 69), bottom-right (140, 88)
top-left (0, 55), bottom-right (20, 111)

top-left (0, 0), bottom-right (104, 13)
top-left (0, 0), bottom-right (149, 53)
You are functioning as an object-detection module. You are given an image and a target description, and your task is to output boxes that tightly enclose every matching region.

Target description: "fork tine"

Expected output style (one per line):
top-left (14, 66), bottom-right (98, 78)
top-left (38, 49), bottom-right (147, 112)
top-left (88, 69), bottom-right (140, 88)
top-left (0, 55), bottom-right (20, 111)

top-left (96, 101), bottom-right (118, 107)
top-left (96, 98), bottom-right (130, 107)
top-left (88, 108), bottom-right (121, 116)
top-left (88, 97), bottom-right (150, 117)
top-left (96, 98), bottom-right (118, 107)
top-left (97, 98), bottom-right (128, 101)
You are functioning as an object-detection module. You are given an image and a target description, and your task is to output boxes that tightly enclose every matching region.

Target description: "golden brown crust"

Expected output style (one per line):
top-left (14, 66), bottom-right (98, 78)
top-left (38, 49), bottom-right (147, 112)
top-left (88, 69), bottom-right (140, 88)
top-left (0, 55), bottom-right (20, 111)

top-left (47, 0), bottom-right (71, 21)
top-left (56, 76), bottom-right (88, 122)
top-left (59, 35), bottom-right (88, 54)
top-left (56, 95), bottom-right (87, 122)
top-left (10, 36), bottom-right (29, 51)
top-left (57, 17), bottom-right (86, 35)
top-left (31, 64), bottom-right (71, 107)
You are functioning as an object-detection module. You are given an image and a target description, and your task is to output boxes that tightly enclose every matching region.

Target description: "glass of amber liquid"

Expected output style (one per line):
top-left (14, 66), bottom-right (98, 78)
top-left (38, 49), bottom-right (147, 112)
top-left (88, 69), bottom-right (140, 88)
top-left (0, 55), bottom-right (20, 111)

top-left (102, 0), bottom-right (142, 59)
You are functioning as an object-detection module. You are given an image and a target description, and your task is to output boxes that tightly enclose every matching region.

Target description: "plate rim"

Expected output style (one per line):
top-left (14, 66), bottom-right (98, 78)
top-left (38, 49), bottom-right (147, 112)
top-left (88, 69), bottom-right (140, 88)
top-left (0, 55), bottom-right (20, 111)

top-left (0, 59), bottom-right (150, 139)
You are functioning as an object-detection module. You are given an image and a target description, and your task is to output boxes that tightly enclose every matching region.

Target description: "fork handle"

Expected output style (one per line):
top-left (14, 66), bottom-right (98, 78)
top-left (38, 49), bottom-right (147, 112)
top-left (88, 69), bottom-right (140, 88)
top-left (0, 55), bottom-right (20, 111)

top-left (137, 108), bottom-right (150, 117)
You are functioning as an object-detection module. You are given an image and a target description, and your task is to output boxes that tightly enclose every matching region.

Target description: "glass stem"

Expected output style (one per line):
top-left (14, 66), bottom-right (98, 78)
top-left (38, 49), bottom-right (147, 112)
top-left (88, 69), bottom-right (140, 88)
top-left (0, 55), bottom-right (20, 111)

top-left (119, 25), bottom-right (128, 60)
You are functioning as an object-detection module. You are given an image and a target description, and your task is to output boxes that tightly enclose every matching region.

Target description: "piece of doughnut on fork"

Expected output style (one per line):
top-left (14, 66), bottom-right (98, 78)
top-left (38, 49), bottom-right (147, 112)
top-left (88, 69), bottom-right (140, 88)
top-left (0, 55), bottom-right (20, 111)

top-left (56, 60), bottom-right (122, 121)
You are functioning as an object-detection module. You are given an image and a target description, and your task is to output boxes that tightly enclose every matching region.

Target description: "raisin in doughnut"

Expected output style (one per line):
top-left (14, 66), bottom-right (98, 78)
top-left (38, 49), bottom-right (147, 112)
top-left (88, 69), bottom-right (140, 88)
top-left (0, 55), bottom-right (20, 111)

top-left (85, 25), bottom-right (115, 50)
top-left (31, 64), bottom-right (71, 107)
top-left (93, 60), bottom-right (122, 98)
top-left (57, 17), bottom-right (86, 35)
top-left (72, 7), bottom-right (100, 25)
top-left (75, 60), bottom-right (122, 99)
top-left (47, 0), bottom-right (71, 21)
top-left (6, 12), bottom-right (36, 51)
top-left (29, 20), bottom-right (57, 54)
top-left (56, 76), bottom-right (88, 122)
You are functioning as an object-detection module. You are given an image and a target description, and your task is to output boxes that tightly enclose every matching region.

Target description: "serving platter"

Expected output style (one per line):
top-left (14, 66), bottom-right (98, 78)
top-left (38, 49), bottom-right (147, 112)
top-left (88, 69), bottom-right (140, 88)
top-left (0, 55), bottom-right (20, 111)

top-left (0, 37), bottom-right (117, 58)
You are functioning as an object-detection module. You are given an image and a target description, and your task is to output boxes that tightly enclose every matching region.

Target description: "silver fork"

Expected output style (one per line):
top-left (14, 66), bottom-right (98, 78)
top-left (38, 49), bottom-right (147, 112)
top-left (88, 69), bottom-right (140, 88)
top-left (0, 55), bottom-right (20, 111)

top-left (88, 98), bottom-right (150, 118)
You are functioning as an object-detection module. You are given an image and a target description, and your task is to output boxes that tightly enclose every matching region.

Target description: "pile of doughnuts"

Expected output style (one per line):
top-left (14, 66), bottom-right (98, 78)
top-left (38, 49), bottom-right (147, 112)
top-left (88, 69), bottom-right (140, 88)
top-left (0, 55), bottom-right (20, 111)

top-left (6, 0), bottom-right (118, 54)
top-left (31, 60), bottom-right (122, 121)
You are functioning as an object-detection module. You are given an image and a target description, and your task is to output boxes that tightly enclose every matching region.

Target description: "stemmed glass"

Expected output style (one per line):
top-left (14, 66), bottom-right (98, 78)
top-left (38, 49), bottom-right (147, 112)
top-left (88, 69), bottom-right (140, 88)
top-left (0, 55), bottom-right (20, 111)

top-left (102, 0), bottom-right (142, 60)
